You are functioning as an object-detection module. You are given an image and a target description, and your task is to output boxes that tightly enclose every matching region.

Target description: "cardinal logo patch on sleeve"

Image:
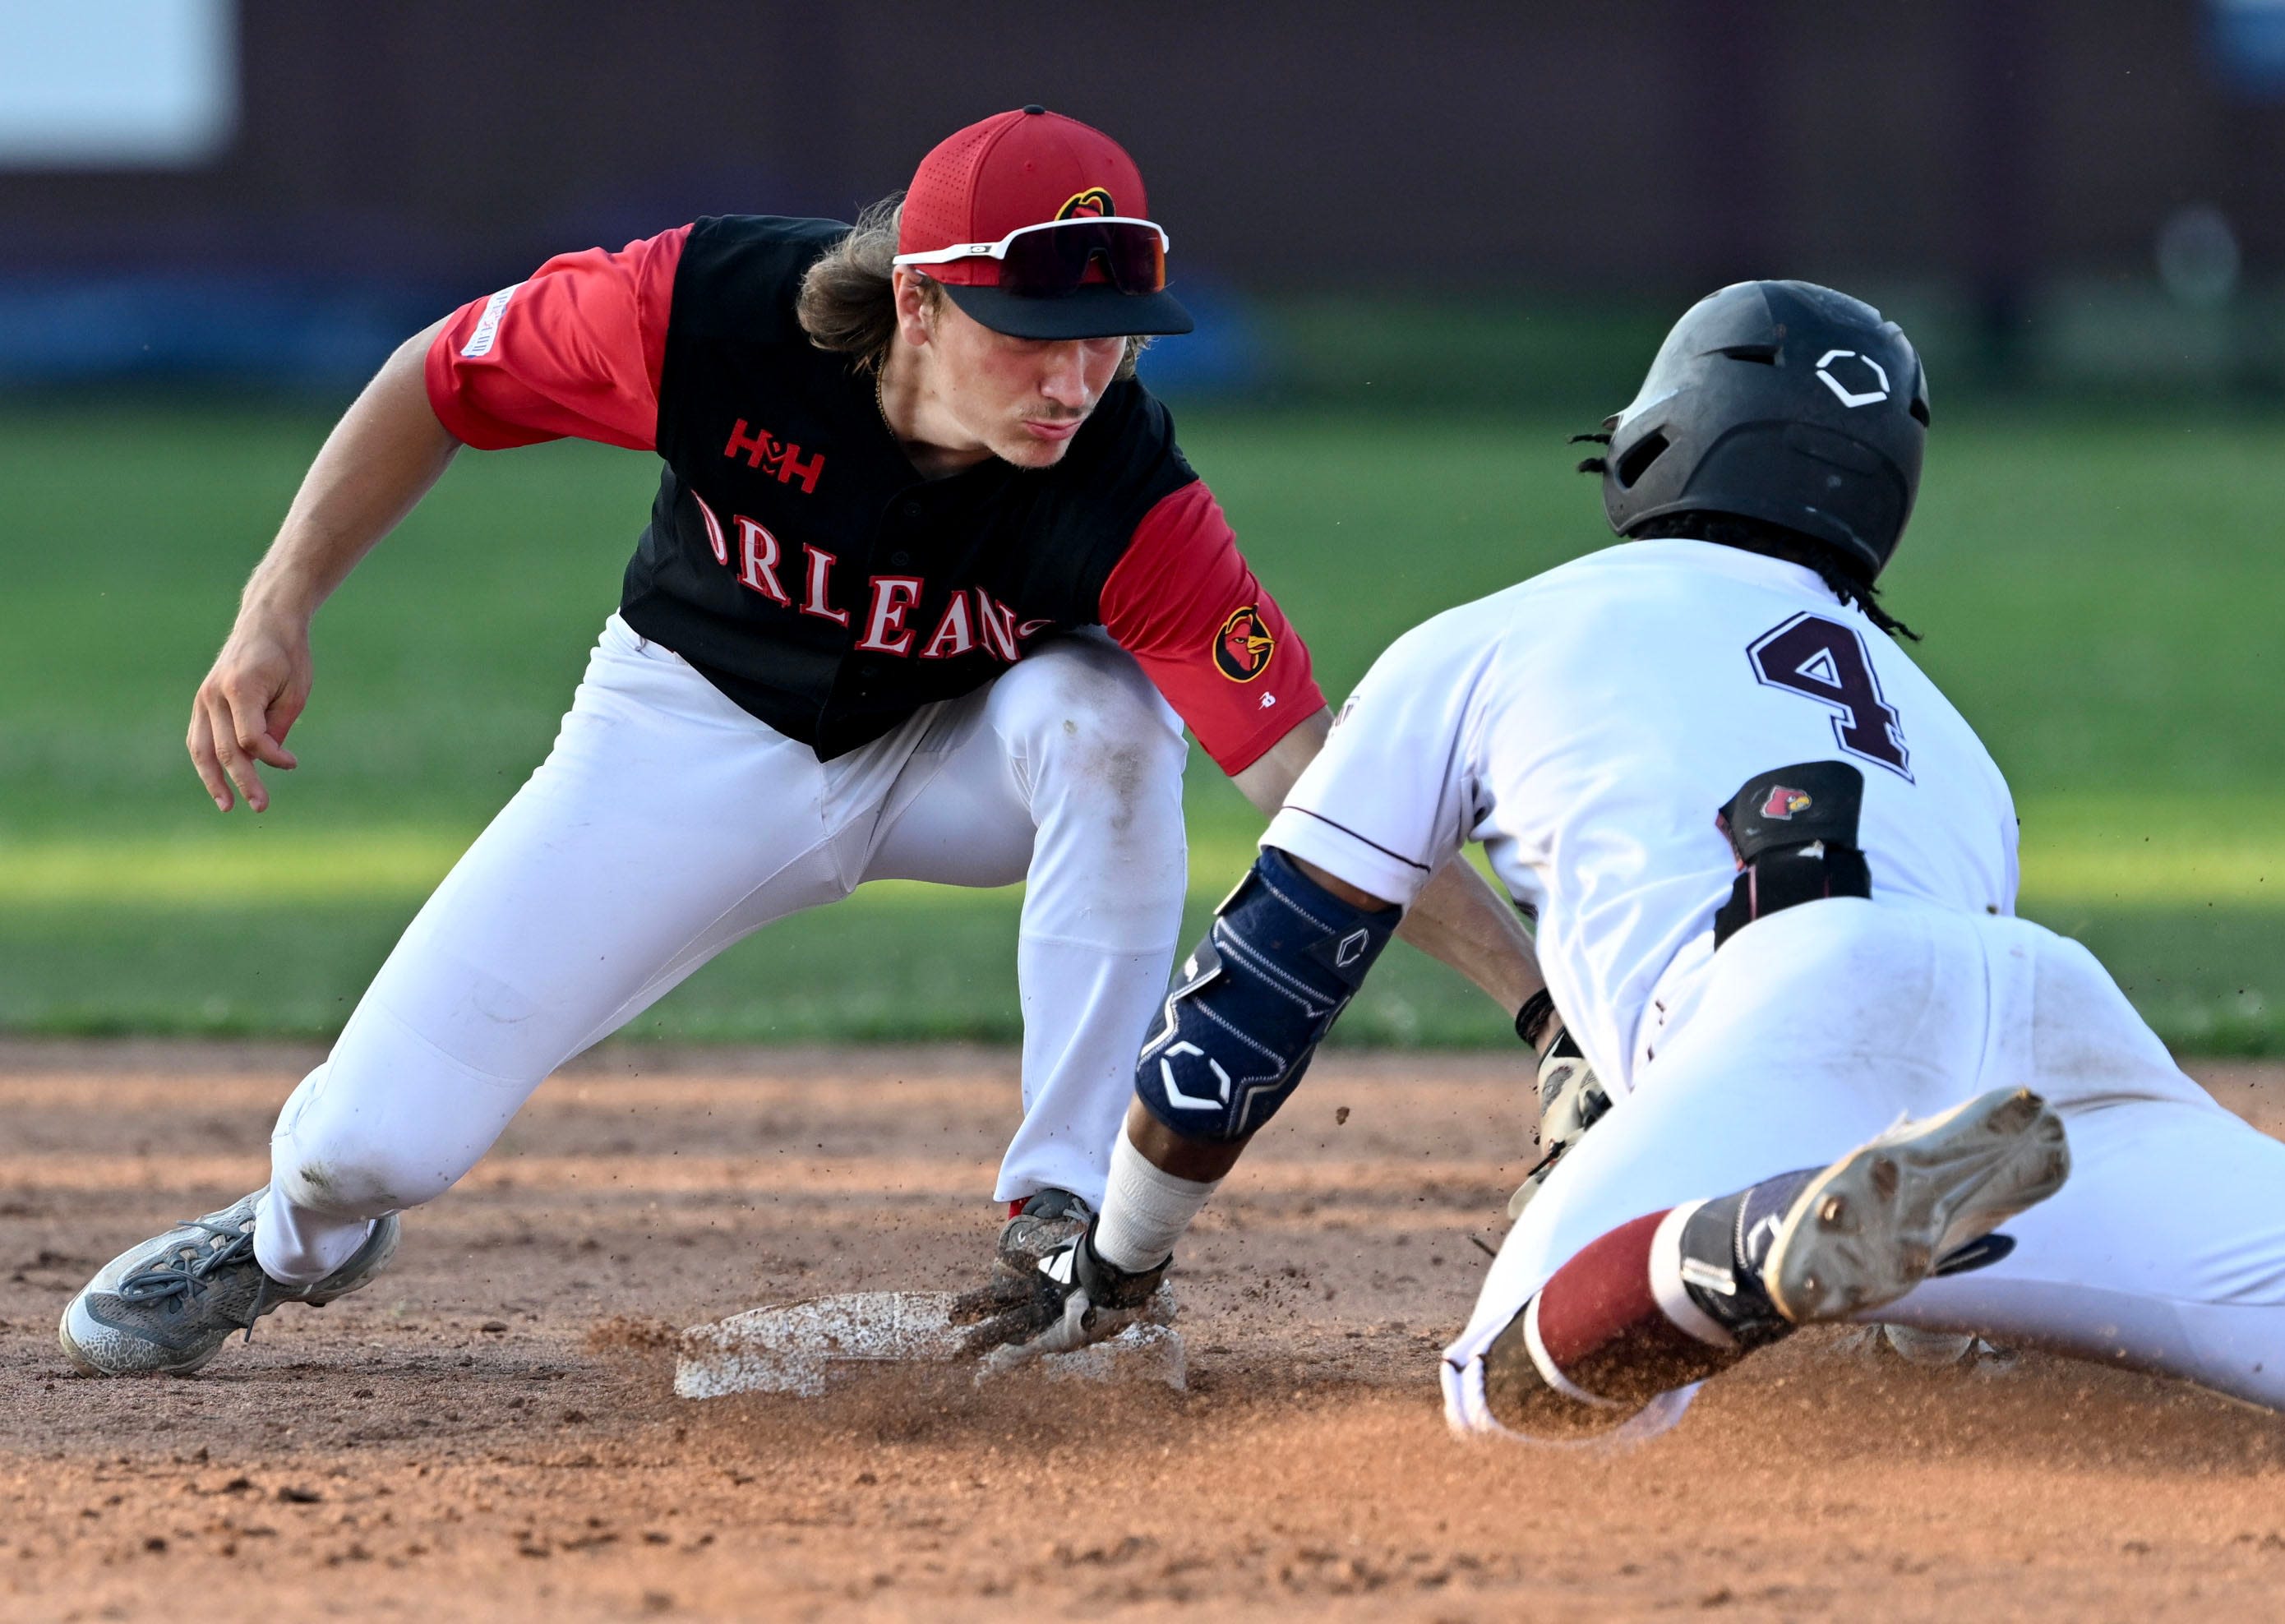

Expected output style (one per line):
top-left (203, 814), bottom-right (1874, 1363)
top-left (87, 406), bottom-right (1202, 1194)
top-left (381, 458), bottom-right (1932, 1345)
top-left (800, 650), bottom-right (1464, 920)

top-left (1214, 606), bottom-right (1276, 682)
top-left (1760, 786), bottom-right (1813, 819)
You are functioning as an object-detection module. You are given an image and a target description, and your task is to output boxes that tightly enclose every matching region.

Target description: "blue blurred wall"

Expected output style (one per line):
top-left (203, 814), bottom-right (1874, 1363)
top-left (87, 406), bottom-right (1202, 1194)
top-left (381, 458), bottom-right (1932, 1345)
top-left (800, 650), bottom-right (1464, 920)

top-left (2, 2), bottom-right (2280, 396)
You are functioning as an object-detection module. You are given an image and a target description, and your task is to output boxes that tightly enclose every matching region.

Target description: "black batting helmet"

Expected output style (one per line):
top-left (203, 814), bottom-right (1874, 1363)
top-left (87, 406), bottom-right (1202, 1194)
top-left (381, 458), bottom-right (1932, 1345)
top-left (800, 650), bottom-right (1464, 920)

top-left (1597, 280), bottom-right (1929, 580)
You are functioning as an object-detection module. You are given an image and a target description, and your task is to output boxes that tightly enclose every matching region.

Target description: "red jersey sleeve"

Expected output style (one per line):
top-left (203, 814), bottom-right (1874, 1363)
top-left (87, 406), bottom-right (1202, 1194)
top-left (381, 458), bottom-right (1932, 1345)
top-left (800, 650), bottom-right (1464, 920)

top-left (423, 225), bottom-right (690, 452)
top-left (1099, 480), bottom-right (1326, 775)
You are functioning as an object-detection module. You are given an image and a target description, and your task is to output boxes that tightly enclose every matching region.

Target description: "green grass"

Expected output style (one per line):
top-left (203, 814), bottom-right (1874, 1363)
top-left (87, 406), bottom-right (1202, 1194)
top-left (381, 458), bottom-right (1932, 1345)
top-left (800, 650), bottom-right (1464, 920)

top-left (2, 402), bottom-right (2283, 1050)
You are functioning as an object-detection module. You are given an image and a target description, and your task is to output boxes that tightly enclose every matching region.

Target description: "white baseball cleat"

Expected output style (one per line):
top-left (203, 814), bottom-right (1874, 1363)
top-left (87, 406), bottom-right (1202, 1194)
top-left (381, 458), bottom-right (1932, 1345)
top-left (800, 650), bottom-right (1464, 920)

top-left (59, 1191), bottom-right (400, 1377)
top-left (1761, 1087), bottom-right (2070, 1326)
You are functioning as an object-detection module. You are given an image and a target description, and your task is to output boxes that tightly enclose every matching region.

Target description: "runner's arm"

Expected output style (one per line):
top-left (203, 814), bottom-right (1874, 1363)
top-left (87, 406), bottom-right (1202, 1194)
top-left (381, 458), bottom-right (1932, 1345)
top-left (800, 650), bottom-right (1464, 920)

top-left (1101, 484), bottom-right (1544, 1020)
top-left (1231, 712), bottom-right (1544, 1018)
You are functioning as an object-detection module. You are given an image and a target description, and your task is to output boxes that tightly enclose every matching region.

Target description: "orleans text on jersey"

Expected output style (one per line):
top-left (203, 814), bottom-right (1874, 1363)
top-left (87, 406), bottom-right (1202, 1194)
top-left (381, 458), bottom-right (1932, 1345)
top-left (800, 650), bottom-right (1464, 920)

top-left (424, 217), bottom-right (1322, 767)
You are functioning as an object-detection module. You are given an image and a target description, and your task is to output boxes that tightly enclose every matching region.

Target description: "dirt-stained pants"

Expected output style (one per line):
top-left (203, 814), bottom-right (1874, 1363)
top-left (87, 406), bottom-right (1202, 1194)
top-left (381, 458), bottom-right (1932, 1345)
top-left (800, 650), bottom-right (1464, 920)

top-left (256, 614), bottom-right (1189, 1284)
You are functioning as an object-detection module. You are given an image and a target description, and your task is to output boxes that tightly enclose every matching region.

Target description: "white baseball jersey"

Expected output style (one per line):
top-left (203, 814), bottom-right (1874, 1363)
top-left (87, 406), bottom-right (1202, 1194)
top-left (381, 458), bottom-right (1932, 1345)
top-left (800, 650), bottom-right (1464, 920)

top-left (1264, 538), bottom-right (2018, 1094)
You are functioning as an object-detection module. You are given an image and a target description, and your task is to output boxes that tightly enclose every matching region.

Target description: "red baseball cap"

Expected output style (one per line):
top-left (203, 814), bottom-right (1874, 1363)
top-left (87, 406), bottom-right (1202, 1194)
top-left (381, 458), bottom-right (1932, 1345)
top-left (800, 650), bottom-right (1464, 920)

top-left (895, 106), bottom-right (1194, 341)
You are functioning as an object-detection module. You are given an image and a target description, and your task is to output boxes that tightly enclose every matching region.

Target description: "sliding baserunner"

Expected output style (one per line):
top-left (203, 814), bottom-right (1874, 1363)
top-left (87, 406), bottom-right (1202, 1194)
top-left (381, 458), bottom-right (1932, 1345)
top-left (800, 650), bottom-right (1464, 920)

top-left (967, 279), bottom-right (2285, 1443)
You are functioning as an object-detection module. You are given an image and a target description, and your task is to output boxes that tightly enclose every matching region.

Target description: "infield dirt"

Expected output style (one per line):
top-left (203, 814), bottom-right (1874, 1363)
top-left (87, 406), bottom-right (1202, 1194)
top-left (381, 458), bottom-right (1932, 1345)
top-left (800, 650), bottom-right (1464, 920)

top-left (4, 1041), bottom-right (2283, 1622)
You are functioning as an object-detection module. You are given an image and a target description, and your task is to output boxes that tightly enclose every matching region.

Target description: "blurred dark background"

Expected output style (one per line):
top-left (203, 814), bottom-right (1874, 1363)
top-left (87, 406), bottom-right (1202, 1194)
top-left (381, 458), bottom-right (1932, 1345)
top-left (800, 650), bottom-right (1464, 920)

top-left (10, 0), bottom-right (2285, 404)
top-left (8, 2), bottom-right (2285, 1050)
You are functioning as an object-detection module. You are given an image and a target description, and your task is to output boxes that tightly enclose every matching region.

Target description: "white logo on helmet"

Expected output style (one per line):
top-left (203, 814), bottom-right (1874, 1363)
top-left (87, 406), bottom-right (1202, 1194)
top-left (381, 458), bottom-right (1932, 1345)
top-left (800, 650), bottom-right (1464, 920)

top-left (1814, 348), bottom-right (1890, 408)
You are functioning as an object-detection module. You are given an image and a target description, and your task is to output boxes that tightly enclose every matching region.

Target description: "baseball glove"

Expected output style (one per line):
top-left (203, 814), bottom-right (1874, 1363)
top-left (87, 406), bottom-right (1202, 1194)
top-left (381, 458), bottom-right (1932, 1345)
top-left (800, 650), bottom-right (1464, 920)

top-left (1508, 1024), bottom-right (1612, 1217)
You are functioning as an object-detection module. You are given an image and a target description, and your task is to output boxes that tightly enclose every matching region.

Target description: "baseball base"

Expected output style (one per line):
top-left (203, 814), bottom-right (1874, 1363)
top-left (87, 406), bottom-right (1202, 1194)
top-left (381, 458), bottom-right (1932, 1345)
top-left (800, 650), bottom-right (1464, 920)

top-left (673, 1290), bottom-right (1188, 1400)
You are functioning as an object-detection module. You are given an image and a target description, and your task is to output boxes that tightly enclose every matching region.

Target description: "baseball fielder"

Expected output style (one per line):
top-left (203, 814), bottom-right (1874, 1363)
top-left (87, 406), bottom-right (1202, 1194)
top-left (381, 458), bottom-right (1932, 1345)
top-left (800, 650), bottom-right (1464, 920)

top-left (970, 280), bottom-right (2285, 1442)
top-left (62, 108), bottom-right (1541, 1377)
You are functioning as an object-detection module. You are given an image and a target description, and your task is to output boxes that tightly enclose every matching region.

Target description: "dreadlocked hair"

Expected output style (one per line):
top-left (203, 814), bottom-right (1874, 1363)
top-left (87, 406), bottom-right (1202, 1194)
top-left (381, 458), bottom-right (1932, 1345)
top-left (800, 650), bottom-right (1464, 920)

top-left (1626, 511), bottom-right (1921, 641)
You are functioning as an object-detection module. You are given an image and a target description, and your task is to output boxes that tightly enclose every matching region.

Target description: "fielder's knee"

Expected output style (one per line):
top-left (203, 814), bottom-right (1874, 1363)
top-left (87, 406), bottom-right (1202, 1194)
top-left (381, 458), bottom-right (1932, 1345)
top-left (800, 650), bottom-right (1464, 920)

top-left (270, 1051), bottom-right (494, 1219)
top-left (273, 1127), bottom-right (460, 1220)
top-left (1012, 639), bottom-right (1187, 801)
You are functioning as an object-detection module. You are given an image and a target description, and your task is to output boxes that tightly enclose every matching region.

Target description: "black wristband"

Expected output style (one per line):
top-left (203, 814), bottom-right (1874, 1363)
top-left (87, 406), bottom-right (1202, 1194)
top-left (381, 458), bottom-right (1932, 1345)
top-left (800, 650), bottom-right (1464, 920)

top-left (1515, 988), bottom-right (1557, 1050)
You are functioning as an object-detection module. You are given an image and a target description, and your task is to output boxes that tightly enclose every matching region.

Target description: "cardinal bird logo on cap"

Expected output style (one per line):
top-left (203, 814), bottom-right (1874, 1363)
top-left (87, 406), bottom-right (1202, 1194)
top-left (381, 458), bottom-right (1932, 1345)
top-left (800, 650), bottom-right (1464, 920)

top-left (1215, 606), bottom-right (1276, 682)
top-left (1058, 187), bottom-right (1116, 219)
top-left (1761, 786), bottom-right (1814, 819)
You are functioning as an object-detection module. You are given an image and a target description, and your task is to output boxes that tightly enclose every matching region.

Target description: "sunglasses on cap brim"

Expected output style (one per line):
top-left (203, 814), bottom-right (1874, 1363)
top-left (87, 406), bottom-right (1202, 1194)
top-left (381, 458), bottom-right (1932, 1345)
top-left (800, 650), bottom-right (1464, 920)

top-left (892, 216), bottom-right (1170, 299)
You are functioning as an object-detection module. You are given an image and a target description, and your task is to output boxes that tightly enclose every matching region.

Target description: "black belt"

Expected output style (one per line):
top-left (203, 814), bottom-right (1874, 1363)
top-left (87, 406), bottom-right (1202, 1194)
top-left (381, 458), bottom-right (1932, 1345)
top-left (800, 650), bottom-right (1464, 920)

top-left (1711, 761), bottom-right (1872, 951)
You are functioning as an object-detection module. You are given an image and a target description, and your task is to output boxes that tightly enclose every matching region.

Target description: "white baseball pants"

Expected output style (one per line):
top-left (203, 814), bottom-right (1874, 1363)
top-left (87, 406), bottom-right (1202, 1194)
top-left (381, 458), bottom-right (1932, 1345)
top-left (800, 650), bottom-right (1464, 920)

top-left (255, 614), bottom-right (1189, 1285)
top-left (1445, 897), bottom-right (2285, 1439)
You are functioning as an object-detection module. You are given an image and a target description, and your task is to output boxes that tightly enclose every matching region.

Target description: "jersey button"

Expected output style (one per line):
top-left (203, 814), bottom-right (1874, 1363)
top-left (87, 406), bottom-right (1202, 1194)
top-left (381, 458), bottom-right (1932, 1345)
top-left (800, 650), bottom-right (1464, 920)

top-left (889, 551), bottom-right (911, 568)
top-left (899, 500), bottom-right (924, 520)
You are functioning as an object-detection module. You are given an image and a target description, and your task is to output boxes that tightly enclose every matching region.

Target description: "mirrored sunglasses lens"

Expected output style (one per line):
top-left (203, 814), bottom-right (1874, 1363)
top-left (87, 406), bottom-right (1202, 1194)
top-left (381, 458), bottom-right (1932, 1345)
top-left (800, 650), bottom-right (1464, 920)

top-left (997, 223), bottom-right (1166, 297)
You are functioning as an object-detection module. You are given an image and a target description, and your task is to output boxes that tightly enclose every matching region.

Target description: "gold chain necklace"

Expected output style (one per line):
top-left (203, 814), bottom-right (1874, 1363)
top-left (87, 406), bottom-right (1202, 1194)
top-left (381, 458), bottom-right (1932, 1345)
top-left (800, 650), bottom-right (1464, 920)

top-left (873, 362), bottom-right (896, 441)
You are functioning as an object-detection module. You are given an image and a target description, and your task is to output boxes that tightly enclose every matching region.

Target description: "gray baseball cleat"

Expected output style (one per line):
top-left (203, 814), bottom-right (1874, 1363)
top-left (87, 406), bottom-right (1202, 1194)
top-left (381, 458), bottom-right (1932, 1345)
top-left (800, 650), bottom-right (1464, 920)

top-left (1760, 1087), bottom-right (2069, 1325)
top-left (994, 1188), bottom-right (1094, 1277)
top-left (59, 1191), bottom-right (400, 1377)
top-left (1675, 1087), bottom-right (2070, 1348)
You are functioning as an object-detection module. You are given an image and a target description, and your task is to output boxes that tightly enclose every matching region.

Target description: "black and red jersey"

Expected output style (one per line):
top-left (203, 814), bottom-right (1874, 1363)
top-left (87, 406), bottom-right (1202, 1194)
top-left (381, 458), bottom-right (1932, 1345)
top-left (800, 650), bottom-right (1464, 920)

top-left (425, 216), bottom-right (1322, 771)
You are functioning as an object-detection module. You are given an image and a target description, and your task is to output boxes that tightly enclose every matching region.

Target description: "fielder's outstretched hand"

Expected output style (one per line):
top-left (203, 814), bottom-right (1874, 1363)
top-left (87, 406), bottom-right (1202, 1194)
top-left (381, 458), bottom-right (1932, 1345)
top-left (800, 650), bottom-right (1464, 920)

top-left (951, 1223), bottom-right (1168, 1373)
top-left (188, 610), bottom-right (312, 813)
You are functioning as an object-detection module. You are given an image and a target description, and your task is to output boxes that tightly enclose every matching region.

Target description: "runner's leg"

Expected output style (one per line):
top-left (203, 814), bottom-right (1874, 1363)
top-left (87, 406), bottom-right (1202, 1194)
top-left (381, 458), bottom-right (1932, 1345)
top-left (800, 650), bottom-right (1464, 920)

top-left (1876, 926), bottom-right (2285, 1408)
top-left (1445, 901), bottom-right (1995, 1441)
top-left (1448, 907), bottom-right (2285, 1439)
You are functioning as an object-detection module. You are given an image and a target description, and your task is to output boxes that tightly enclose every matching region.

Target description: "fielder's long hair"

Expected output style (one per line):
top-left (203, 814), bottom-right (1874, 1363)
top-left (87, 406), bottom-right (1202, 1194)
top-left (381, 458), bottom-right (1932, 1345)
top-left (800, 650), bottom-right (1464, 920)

top-left (797, 191), bottom-right (1149, 379)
